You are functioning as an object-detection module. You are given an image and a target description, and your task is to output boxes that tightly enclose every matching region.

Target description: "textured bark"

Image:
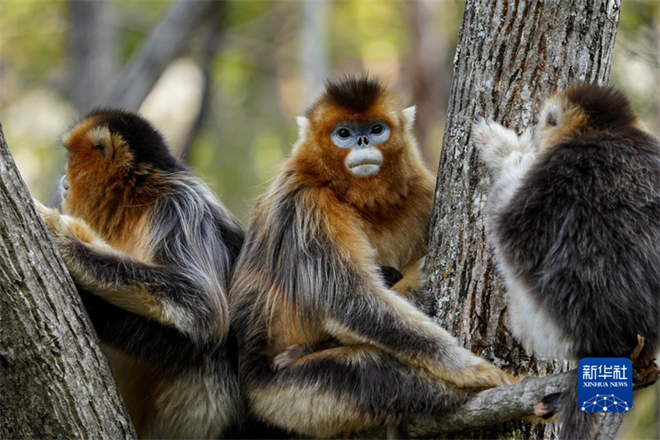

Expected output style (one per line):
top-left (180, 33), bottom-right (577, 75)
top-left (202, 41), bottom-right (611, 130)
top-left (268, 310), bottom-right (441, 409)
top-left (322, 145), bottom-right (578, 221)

top-left (594, 413), bottom-right (625, 440)
top-left (0, 122), bottom-right (136, 439)
top-left (426, 0), bottom-right (620, 438)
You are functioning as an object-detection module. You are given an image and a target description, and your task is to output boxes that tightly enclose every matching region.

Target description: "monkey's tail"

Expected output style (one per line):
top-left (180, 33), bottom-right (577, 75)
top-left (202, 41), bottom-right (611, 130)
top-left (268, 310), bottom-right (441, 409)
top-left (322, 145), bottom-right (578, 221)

top-left (557, 370), bottom-right (598, 440)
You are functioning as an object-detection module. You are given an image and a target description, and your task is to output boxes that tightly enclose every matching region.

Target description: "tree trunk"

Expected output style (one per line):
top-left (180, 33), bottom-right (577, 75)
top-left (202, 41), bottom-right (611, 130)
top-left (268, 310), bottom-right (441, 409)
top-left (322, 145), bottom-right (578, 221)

top-left (301, 0), bottom-right (329, 97)
top-left (0, 122), bottom-right (136, 439)
top-left (408, 0), bottom-right (452, 164)
top-left (426, 0), bottom-right (621, 438)
top-left (69, 0), bottom-right (118, 113)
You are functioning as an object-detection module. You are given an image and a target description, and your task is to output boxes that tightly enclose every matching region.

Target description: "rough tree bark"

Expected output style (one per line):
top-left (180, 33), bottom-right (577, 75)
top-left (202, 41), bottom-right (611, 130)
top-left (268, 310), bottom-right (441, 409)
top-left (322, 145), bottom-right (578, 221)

top-left (426, 0), bottom-right (620, 438)
top-left (0, 122), bottom-right (136, 439)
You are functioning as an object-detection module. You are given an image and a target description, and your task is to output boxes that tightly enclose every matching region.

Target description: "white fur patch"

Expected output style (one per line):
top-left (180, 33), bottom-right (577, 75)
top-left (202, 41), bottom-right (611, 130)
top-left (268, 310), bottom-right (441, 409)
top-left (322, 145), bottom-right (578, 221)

top-left (403, 106), bottom-right (416, 131)
top-left (496, 259), bottom-right (576, 360)
top-left (150, 370), bottom-right (241, 438)
top-left (472, 119), bottom-right (536, 176)
top-left (249, 376), bottom-right (373, 437)
top-left (478, 119), bottom-right (576, 360)
top-left (296, 116), bottom-right (310, 140)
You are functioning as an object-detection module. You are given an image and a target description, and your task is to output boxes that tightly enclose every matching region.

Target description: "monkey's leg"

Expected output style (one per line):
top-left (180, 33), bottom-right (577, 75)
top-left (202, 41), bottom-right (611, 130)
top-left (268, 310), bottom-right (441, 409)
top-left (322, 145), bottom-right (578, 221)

top-left (246, 345), bottom-right (471, 438)
top-left (35, 201), bottom-right (218, 339)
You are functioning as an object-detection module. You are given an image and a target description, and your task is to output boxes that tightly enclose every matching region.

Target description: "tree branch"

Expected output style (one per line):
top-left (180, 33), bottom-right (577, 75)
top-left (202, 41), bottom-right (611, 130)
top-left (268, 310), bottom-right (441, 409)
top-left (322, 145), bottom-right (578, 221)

top-left (105, 0), bottom-right (217, 110)
top-left (69, 0), bottom-right (118, 113)
top-left (594, 413), bottom-right (625, 440)
top-left (407, 372), bottom-right (572, 437)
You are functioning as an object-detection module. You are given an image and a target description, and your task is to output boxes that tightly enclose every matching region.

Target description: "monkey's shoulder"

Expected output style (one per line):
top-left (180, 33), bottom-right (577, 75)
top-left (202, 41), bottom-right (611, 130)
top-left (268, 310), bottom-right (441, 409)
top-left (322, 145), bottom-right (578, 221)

top-left (525, 132), bottom-right (660, 202)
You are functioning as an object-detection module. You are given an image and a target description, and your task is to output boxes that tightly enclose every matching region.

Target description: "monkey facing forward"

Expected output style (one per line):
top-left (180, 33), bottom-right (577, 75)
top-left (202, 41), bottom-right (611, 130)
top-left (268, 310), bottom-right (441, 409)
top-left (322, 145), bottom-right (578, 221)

top-left (229, 75), bottom-right (509, 438)
top-left (35, 110), bottom-right (245, 438)
top-left (473, 84), bottom-right (660, 440)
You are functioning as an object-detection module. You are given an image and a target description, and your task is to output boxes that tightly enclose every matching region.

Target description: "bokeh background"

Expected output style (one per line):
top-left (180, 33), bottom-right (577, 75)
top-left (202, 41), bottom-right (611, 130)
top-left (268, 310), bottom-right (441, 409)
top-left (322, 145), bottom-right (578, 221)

top-left (0, 1), bottom-right (658, 438)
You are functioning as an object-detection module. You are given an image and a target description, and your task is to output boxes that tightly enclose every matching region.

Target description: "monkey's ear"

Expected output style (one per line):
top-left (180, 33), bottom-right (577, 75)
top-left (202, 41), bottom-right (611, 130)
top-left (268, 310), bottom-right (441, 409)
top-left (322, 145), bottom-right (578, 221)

top-left (296, 116), bottom-right (310, 138)
top-left (403, 106), bottom-right (416, 131)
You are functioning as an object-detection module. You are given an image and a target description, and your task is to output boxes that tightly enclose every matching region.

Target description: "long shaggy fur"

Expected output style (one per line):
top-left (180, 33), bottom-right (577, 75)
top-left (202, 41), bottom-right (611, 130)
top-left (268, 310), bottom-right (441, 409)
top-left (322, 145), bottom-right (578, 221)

top-left (230, 75), bottom-right (509, 438)
top-left (474, 84), bottom-right (660, 440)
top-left (37, 109), bottom-right (245, 438)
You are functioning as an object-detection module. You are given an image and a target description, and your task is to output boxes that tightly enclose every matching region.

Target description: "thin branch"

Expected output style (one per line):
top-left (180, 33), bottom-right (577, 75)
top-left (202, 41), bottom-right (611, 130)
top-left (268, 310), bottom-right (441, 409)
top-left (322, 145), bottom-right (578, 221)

top-left (407, 372), bottom-right (573, 437)
top-left (594, 413), bottom-right (626, 440)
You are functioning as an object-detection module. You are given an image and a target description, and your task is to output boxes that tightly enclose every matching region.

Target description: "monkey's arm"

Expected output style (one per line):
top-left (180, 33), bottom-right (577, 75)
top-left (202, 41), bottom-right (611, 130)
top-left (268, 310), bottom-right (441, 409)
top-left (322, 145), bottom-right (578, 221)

top-left (270, 266), bottom-right (404, 372)
top-left (308, 200), bottom-right (508, 388)
top-left (35, 201), bottom-right (220, 340)
top-left (322, 274), bottom-right (507, 388)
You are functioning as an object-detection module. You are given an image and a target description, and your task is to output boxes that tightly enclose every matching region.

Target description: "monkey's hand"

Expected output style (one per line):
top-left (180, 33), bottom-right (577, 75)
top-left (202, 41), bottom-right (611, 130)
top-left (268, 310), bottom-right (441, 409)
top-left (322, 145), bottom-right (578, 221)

top-left (34, 199), bottom-right (107, 248)
top-left (270, 344), bottom-right (312, 372)
top-left (270, 340), bottom-right (343, 372)
top-left (34, 200), bottom-right (68, 237)
top-left (472, 117), bottom-right (535, 176)
top-left (433, 352), bottom-right (510, 390)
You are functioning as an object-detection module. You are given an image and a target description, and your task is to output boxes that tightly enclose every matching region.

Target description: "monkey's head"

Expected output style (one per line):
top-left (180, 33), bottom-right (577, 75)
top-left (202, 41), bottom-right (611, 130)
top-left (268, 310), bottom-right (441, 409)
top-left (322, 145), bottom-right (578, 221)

top-left (60, 109), bottom-right (183, 238)
top-left (293, 76), bottom-right (423, 207)
top-left (536, 84), bottom-right (640, 151)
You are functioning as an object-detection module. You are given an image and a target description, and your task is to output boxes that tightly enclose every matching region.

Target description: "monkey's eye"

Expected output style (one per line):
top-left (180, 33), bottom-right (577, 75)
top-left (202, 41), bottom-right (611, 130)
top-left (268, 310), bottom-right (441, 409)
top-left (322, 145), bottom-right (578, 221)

top-left (337, 128), bottom-right (351, 139)
top-left (371, 124), bottom-right (383, 135)
top-left (93, 144), bottom-right (104, 151)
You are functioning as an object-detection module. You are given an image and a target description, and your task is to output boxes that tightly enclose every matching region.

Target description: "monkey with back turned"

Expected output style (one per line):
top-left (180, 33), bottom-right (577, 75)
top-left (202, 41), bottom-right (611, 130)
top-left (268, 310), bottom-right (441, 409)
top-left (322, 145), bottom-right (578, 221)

top-left (35, 109), bottom-right (245, 438)
top-left (230, 75), bottom-right (510, 438)
top-left (473, 84), bottom-right (660, 440)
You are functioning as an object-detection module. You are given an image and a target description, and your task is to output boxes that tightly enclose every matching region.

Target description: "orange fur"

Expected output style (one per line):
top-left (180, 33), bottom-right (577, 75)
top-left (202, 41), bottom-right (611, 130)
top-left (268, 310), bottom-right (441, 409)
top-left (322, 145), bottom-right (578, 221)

top-left (42, 110), bottom-right (245, 438)
top-left (62, 117), bottom-right (171, 255)
top-left (230, 76), bottom-right (509, 438)
top-left (294, 94), bottom-right (431, 216)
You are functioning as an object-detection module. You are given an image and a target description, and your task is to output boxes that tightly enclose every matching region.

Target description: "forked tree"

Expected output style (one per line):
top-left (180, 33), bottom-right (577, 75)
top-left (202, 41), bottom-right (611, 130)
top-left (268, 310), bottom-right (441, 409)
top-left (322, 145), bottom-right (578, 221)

top-left (0, 0), bottom-right (628, 438)
top-left (426, 0), bottom-right (621, 438)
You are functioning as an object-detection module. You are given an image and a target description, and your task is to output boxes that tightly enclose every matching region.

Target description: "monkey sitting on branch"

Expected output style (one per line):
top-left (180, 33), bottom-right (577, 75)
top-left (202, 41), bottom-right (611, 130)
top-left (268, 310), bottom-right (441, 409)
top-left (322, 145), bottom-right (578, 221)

top-left (229, 75), bottom-right (510, 438)
top-left (35, 109), bottom-right (245, 438)
top-left (473, 84), bottom-right (660, 440)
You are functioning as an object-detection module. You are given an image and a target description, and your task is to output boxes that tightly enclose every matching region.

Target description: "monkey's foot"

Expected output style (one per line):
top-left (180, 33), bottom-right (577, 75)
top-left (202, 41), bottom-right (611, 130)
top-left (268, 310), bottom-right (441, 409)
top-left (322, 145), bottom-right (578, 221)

top-left (534, 392), bottom-right (561, 419)
top-left (632, 356), bottom-right (659, 389)
top-left (445, 358), bottom-right (511, 390)
top-left (630, 335), bottom-right (659, 389)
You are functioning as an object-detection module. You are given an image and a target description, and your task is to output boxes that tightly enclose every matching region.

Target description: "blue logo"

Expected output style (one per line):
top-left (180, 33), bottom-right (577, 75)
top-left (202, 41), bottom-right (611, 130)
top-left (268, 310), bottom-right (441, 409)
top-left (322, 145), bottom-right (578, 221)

top-left (577, 358), bottom-right (632, 413)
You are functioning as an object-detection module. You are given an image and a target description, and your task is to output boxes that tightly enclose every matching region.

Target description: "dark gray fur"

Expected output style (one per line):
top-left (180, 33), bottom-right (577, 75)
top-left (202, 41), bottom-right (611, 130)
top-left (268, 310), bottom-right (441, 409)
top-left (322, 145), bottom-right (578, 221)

top-left (485, 89), bottom-right (660, 440)
top-left (230, 172), bottom-right (480, 437)
top-left (495, 128), bottom-right (660, 359)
